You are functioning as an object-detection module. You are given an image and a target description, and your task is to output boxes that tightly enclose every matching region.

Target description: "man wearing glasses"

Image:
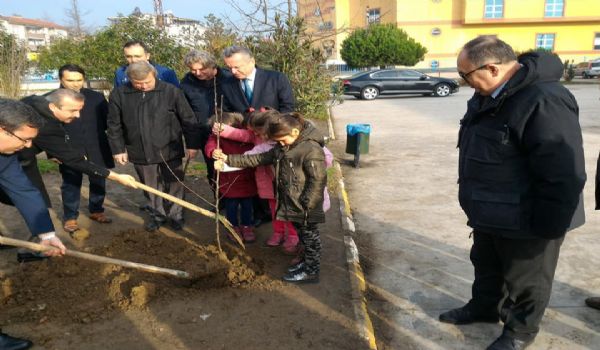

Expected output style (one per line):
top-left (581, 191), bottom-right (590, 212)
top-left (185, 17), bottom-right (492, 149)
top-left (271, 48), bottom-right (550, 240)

top-left (439, 36), bottom-right (586, 350)
top-left (0, 98), bottom-right (66, 350)
top-left (0, 89), bottom-right (137, 212)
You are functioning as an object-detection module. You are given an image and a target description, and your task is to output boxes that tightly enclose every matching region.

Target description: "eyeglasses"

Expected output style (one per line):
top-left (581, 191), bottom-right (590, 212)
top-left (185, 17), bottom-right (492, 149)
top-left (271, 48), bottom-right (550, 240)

top-left (458, 62), bottom-right (501, 81)
top-left (3, 128), bottom-right (33, 144)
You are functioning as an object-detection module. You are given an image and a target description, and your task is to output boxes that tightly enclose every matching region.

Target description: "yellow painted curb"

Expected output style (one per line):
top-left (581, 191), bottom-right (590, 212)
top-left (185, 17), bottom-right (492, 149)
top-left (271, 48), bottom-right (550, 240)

top-left (333, 161), bottom-right (378, 350)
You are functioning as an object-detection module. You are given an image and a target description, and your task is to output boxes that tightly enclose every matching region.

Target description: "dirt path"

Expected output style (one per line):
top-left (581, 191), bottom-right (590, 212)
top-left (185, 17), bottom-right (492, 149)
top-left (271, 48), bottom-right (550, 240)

top-left (0, 122), bottom-right (361, 349)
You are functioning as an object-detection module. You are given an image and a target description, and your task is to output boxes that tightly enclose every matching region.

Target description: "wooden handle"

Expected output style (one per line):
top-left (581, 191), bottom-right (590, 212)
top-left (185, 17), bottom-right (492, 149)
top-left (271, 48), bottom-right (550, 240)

top-left (0, 236), bottom-right (190, 279)
top-left (131, 180), bottom-right (244, 248)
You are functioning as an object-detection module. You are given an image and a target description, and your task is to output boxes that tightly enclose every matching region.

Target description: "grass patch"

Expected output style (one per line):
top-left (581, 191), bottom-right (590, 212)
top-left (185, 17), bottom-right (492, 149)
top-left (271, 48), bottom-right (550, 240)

top-left (37, 159), bottom-right (59, 174)
top-left (186, 161), bottom-right (207, 177)
top-left (326, 164), bottom-right (341, 194)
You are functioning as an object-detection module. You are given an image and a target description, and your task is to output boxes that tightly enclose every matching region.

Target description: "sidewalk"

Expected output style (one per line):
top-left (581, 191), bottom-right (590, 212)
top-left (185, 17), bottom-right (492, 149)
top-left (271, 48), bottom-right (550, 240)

top-left (328, 87), bottom-right (600, 350)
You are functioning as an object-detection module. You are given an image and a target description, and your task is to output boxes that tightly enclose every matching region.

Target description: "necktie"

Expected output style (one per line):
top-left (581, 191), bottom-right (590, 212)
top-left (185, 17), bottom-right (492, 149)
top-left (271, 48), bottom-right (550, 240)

top-left (243, 78), bottom-right (253, 103)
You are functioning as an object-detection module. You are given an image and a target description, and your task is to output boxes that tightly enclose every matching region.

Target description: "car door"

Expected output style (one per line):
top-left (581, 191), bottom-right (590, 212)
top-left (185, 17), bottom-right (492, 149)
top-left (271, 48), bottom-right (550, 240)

top-left (370, 70), bottom-right (401, 93)
top-left (398, 70), bottom-right (431, 92)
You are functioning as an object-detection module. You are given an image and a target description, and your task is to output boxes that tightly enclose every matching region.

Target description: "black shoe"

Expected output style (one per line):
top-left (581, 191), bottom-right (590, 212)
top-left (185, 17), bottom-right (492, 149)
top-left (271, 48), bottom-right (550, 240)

top-left (17, 252), bottom-right (49, 263)
top-left (169, 219), bottom-right (184, 231)
top-left (144, 220), bottom-right (161, 232)
top-left (0, 331), bottom-right (33, 350)
top-left (486, 334), bottom-right (533, 350)
top-left (287, 261), bottom-right (305, 273)
top-left (585, 297), bottom-right (600, 310)
top-left (439, 305), bottom-right (499, 325)
top-left (282, 268), bottom-right (319, 284)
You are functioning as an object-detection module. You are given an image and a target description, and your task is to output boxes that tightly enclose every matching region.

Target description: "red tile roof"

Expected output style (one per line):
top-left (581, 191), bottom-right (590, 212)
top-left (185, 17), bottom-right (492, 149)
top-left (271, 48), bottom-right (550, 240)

top-left (0, 15), bottom-right (67, 30)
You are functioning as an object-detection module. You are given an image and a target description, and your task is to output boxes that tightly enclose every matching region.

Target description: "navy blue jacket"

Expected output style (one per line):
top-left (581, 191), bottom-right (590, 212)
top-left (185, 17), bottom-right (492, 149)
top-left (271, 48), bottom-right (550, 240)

top-left (114, 62), bottom-right (180, 88)
top-left (0, 154), bottom-right (54, 236)
top-left (221, 67), bottom-right (295, 113)
top-left (180, 67), bottom-right (232, 130)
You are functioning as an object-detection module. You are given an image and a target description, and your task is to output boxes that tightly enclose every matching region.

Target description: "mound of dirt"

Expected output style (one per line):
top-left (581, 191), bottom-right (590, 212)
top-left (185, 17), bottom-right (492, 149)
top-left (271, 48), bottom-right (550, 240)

top-left (0, 229), bottom-right (271, 326)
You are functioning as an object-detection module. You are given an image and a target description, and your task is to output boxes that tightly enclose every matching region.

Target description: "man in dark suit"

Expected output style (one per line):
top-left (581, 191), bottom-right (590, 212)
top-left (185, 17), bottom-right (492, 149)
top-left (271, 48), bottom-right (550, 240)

top-left (114, 40), bottom-right (179, 88)
top-left (221, 45), bottom-right (295, 225)
top-left (221, 45), bottom-right (294, 115)
top-left (0, 98), bottom-right (66, 350)
top-left (56, 64), bottom-right (115, 233)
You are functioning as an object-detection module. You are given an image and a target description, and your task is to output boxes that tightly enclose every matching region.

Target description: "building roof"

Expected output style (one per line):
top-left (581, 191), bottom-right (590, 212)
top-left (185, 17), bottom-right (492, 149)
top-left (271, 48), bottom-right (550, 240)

top-left (0, 15), bottom-right (67, 30)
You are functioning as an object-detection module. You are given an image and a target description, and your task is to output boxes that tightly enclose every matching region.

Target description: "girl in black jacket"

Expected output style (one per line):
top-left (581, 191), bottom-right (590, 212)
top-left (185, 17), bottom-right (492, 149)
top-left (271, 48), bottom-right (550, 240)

top-left (213, 112), bottom-right (327, 283)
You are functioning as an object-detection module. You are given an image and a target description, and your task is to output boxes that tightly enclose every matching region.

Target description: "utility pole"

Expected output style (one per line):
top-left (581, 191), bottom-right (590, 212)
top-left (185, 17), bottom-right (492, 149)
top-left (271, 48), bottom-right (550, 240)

top-left (154, 0), bottom-right (165, 28)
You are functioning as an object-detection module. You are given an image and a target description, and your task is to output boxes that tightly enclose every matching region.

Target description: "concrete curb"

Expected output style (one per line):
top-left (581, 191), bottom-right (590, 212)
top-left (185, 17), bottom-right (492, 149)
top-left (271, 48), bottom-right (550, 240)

top-left (327, 107), bottom-right (377, 350)
top-left (334, 163), bottom-right (377, 350)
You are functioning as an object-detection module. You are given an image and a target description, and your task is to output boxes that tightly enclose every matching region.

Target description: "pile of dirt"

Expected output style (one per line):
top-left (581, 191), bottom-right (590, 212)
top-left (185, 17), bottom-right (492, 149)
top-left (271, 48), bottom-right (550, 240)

top-left (0, 229), bottom-right (272, 325)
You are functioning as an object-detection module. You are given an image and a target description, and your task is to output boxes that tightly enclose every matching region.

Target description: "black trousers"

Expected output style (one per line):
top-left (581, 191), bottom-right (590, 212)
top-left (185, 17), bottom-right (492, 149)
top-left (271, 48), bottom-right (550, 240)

top-left (469, 230), bottom-right (564, 342)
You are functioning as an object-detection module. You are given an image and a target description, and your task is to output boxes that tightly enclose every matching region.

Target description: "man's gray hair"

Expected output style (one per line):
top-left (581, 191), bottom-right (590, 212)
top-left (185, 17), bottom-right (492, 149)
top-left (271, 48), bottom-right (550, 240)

top-left (222, 45), bottom-right (253, 59)
top-left (184, 49), bottom-right (217, 69)
top-left (45, 88), bottom-right (85, 108)
top-left (126, 61), bottom-right (157, 81)
top-left (461, 36), bottom-right (517, 66)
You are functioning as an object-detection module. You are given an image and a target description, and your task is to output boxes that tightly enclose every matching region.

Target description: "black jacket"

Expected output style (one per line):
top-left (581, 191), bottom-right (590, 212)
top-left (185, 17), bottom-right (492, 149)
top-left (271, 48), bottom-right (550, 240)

top-left (180, 67), bottom-right (232, 130)
top-left (60, 88), bottom-right (114, 169)
top-left (221, 67), bottom-right (295, 114)
top-left (458, 52), bottom-right (586, 239)
top-left (107, 80), bottom-right (202, 165)
top-left (227, 122), bottom-right (326, 224)
top-left (0, 95), bottom-right (111, 206)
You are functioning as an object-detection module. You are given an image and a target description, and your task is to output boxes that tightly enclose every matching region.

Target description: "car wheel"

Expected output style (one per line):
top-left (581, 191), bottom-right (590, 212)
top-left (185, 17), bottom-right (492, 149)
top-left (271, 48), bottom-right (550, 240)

top-left (360, 86), bottom-right (379, 100)
top-left (434, 83), bottom-right (451, 97)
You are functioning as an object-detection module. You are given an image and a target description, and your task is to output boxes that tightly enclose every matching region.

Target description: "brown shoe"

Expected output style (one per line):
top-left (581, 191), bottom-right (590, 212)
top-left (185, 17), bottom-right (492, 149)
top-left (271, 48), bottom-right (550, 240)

top-left (585, 297), bottom-right (600, 310)
top-left (89, 212), bottom-right (112, 224)
top-left (63, 219), bottom-right (79, 233)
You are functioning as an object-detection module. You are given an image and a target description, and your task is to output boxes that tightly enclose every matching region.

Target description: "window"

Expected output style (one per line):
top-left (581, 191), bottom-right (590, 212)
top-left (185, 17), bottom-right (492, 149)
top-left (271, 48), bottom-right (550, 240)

top-left (398, 70), bottom-right (423, 78)
top-left (484, 0), bottom-right (503, 19)
top-left (367, 8), bottom-right (381, 25)
top-left (594, 33), bottom-right (600, 50)
top-left (545, 0), bottom-right (564, 18)
top-left (372, 71), bottom-right (398, 79)
top-left (536, 34), bottom-right (555, 50)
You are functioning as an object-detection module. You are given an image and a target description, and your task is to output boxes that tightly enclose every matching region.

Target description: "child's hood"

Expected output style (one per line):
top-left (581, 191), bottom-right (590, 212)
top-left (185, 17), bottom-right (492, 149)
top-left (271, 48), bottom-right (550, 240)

top-left (297, 121), bottom-right (325, 147)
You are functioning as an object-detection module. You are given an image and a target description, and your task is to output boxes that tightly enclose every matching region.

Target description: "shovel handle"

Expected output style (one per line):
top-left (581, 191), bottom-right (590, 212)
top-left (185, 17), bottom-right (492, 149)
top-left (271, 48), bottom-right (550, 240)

top-left (0, 236), bottom-right (190, 279)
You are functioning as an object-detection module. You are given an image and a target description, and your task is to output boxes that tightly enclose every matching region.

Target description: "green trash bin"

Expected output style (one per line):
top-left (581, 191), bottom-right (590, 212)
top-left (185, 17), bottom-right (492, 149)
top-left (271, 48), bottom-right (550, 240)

top-left (346, 124), bottom-right (371, 155)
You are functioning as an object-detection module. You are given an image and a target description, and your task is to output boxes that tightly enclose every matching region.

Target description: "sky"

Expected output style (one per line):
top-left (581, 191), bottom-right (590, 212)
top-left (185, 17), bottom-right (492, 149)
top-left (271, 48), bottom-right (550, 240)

top-left (0, 0), bottom-right (248, 30)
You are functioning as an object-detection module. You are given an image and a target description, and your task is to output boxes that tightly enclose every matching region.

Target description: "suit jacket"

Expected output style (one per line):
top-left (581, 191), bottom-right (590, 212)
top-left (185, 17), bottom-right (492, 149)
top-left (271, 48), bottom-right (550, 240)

top-left (0, 154), bottom-right (54, 236)
top-left (222, 67), bottom-right (295, 114)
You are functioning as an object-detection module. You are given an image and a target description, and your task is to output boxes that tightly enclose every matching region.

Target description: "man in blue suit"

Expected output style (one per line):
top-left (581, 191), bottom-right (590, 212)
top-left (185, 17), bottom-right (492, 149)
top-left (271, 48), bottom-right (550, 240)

top-left (221, 45), bottom-right (294, 115)
top-left (0, 98), bottom-right (66, 350)
top-left (114, 40), bottom-right (179, 88)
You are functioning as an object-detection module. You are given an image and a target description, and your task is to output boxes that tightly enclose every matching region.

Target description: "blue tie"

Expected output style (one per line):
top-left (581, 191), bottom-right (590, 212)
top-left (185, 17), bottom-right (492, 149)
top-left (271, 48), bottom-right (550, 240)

top-left (243, 78), bottom-right (253, 103)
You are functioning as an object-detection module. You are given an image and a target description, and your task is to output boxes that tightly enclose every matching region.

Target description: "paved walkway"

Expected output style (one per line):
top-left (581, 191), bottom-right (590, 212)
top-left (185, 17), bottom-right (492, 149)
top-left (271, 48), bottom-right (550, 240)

top-left (330, 85), bottom-right (600, 350)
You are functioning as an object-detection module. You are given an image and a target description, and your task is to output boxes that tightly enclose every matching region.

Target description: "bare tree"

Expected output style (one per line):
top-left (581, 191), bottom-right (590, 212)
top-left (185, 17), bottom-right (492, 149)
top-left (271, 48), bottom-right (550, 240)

top-left (223, 0), bottom-right (297, 35)
top-left (64, 0), bottom-right (90, 38)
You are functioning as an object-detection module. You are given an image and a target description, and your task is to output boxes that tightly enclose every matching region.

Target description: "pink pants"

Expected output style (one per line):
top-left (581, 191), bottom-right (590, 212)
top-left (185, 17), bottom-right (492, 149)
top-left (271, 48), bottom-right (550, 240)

top-left (269, 199), bottom-right (298, 238)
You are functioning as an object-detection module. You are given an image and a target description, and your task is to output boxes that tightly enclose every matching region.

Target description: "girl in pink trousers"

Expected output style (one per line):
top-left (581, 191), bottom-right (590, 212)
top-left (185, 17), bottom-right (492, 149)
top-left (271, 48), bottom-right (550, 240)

top-left (213, 110), bottom-right (333, 254)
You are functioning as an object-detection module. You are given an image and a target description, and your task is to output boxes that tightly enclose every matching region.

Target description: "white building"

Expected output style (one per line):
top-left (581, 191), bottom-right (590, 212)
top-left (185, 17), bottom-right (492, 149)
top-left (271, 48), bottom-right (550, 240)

top-left (108, 8), bottom-right (205, 47)
top-left (0, 15), bottom-right (68, 53)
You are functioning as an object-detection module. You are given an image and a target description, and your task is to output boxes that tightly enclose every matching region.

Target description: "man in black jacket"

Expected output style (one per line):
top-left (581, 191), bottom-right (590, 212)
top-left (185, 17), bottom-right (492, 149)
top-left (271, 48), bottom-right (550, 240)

top-left (0, 89), bottom-right (137, 210)
top-left (180, 49), bottom-right (232, 185)
top-left (438, 37), bottom-right (586, 350)
top-left (221, 45), bottom-right (294, 115)
top-left (108, 61), bottom-right (201, 231)
top-left (56, 64), bottom-right (115, 233)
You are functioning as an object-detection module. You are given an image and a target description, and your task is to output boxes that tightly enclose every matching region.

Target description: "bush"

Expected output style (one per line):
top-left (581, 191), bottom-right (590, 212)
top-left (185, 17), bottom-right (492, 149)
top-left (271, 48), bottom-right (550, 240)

top-left (0, 29), bottom-right (28, 98)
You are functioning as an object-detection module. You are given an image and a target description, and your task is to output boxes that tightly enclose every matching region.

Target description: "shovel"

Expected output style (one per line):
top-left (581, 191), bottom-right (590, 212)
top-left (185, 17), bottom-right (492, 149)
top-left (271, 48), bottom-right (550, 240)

top-left (130, 179), bottom-right (244, 248)
top-left (0, 236), bottom-right (190, 279)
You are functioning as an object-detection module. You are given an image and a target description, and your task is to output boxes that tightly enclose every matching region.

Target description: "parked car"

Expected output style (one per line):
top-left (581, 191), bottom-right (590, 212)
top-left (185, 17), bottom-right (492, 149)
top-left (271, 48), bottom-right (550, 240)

top-left (342, 69), bottom-right (460, 100)
top-left (573, 60), bottom-right (600, 79)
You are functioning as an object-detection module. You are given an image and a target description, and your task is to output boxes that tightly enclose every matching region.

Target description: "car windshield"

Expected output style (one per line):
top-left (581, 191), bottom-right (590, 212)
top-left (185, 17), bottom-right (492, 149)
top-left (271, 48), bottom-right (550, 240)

top-left (348, 71), bottom-right (371, 79)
